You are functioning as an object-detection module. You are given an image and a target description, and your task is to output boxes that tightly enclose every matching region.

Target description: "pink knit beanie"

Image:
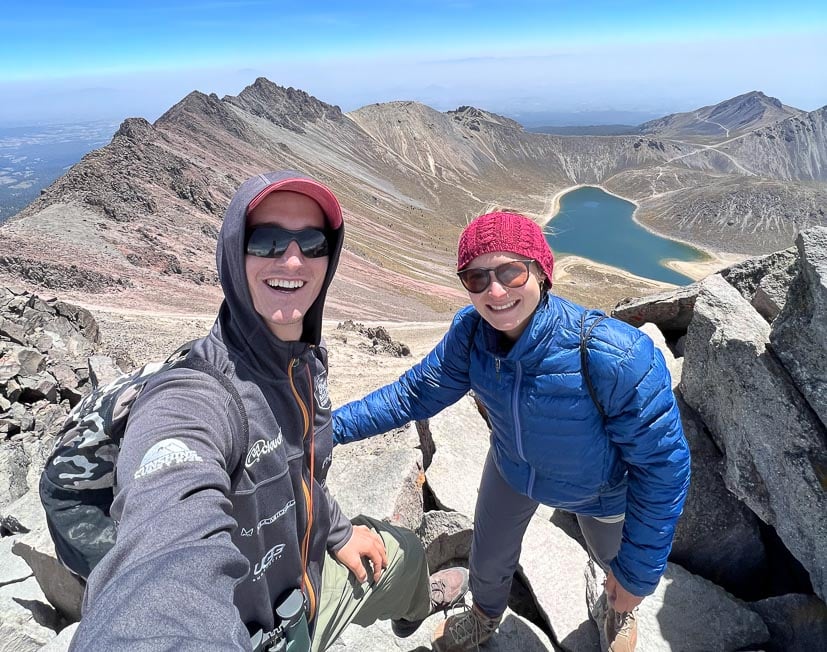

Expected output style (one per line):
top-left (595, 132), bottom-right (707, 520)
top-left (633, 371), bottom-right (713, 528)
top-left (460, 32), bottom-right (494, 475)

top-left (457, 211), bottom-right (554, 280)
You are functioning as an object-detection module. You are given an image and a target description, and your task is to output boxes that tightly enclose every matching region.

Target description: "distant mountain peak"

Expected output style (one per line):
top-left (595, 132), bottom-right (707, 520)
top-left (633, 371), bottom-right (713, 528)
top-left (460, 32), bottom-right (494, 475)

top-left (220, 76), bottom-right (344, 134)
top-left (115, 117), bottom-right (154, 141)
top-left (640, 91), bottom-right (803, 141)
top-left (447, 105), bottom-right (523, 131)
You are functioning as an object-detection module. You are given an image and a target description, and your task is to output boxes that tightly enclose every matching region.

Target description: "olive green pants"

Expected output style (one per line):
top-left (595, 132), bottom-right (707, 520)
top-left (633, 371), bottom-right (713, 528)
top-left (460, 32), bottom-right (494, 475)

top-left (311, 515), bottom-right (432, 652)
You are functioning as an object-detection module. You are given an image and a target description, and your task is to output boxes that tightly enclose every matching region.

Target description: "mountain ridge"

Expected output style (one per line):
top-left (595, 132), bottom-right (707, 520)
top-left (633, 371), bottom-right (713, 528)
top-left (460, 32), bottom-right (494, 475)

top-left (2, 81), bottom-right (825, 318)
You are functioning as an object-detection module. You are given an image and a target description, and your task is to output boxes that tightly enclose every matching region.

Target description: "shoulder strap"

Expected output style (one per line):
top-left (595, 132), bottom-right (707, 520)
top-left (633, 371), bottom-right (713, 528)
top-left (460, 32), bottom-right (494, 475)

top-left (468, 311), bottom-right (482, 350)
top-left (579, 312), bottom-right (608, 420)
top-left (174, 356), bottom-right (249, 440)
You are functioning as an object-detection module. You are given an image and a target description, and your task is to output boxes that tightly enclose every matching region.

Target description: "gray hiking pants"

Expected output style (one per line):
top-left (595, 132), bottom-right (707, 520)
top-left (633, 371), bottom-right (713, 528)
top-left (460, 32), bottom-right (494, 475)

top-left (471, 451), bottom-right (624, 618)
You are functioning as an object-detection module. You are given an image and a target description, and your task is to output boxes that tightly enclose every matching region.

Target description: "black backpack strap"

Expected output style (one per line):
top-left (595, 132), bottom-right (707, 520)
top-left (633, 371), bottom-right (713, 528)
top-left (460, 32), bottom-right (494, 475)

top-left (468, 311), bottom-right (482, 350)
top-left (579, 312), bottom-right (608, 421)
top-left (174, 357), bottom-right (249, 440)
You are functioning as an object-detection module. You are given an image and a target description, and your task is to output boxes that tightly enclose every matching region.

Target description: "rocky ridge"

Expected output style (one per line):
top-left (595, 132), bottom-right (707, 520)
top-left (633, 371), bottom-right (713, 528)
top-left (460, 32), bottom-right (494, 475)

top-left (2, 228), bottom-right (827, 650)
top-left (2, 82), bottom-right (826, 319)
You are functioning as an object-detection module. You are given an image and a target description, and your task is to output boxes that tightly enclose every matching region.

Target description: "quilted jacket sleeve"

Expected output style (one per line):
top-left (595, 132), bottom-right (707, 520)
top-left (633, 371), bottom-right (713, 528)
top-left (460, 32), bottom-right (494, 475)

top-left (599, 327), bottom-right (690, 597)
top-left (333, 309), bottom-right (477, 444)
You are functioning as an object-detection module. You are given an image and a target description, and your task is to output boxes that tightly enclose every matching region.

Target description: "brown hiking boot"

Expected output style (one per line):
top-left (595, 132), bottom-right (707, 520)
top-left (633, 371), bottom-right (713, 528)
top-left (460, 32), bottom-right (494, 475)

top-left (391, 567), bottom-right (469, 637)
top-left (431, 602), bottom-right (501, 651)
top-left (605, 607), bottom-right (637, 652)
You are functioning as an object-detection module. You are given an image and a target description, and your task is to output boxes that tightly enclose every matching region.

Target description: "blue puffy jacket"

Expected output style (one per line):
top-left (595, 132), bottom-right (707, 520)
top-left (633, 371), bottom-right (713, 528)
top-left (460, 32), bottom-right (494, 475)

top-left (334, 293), bottom-right (690, 596)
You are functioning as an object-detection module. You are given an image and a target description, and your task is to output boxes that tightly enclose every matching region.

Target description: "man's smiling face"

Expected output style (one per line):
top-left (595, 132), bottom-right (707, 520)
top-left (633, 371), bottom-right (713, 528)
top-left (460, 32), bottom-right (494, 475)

top-left (245, 190), bottom-right (328, 342)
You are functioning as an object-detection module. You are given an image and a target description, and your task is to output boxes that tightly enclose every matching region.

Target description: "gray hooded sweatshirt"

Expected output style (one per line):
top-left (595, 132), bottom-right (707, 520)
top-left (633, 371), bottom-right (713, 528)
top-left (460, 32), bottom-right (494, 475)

top-left (71, 171), bottom-right (351, 650)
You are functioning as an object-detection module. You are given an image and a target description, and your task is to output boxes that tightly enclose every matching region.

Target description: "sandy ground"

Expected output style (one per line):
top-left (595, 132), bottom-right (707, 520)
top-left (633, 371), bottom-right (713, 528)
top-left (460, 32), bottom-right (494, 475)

top-left (89, 307), bottom-right (450, 408)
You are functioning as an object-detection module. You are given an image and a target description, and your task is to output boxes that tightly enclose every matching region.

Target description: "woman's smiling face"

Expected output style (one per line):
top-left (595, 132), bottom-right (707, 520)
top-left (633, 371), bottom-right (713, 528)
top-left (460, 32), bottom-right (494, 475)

top-left (464, 251), bottom-right (546, 342)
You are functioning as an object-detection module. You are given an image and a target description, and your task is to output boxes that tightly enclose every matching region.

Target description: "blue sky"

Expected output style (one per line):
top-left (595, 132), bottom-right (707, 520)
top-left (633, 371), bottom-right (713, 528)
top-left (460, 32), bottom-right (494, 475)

top-left (1, 0), bottom-right (825, 126)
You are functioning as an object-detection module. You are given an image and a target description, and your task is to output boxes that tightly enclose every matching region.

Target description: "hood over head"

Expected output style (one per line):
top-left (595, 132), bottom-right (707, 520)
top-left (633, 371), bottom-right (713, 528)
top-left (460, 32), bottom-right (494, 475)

top-left (216, 170), bottom-right (344, 349)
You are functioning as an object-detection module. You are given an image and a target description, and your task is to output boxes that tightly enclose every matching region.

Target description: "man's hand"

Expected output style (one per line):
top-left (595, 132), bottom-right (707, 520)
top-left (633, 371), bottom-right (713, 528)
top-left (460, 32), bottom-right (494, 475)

top-left (605, 570), bottom-right (643, 613)
top-left (333, 524), bottom-right (388, 584)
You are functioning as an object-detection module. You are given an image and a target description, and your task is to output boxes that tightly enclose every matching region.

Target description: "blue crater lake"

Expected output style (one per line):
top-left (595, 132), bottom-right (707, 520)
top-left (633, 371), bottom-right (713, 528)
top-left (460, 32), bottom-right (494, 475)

top-left (545, 186), bottom-right (706, 286)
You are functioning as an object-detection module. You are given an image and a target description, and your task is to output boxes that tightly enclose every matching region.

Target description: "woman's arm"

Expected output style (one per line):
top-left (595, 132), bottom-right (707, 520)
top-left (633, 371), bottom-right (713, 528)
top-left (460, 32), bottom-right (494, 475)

top-left (333, 309), bottom-right (479, 445)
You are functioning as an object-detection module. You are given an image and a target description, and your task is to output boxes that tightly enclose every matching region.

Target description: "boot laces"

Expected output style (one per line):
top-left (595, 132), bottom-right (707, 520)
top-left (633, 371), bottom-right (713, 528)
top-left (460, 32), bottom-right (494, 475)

top-left (613, 609), bottom-right (636, 636)
top-left (430, 578), bottom-right (447, 609)
top-left (446, 604), bottom-right (498, 649)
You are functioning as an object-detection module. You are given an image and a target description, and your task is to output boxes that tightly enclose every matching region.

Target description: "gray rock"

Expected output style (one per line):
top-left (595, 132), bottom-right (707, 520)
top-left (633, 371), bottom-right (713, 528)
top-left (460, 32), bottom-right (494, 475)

top-left (51, 301), bottom-right (100, 344)
top-left (0, 316), bottom-right (26, 345)
top-left (770, 227), bottom-right (827, 426)
top-left (2, 490), bottom-right (48, 536)
top-left (0, 577), bottom-right (59, 652)
top-left (669, 392), bottom-right (768, 596)
top-left (0, 443), bottom-right (30, 509)
top-left (332, 604), bottom-right (554, 651)
top-left (680, 274), bottom-right (827, 601)
top-left (86, 355), bottom-right (123, 389)
top-left (13, 527), bottom-right (85, 623)
top-left (721, 246), bottom-right (798, 322)
top-left (586, 560), bottom-right (769, 652)
top-left (612, 284), bottom-right (700, 332)
top-left (425, 394), bottom-right (490, 518)
top-left (749, 593), bottom-right (827, 651)
top-left (0, 537), bottom-right (33, 587)
top-left (17, 375), bottom-right (58, 404)
top-left (638, 323), bottom-right (681, 386)
top-left (1, 357), bottom-right (21, 383)
top-left (327, 425), bottom-right (424, 530)
top-left (521, 513), bottom-right (598, 651)
top-left (37, 624), bottom-right (78, 652)
top-left (14, 348), bottom-right (46, 376)
top-left (417, 510), bottom-right (472, 572)
top-left (5, 378), bottom-right (23, 402)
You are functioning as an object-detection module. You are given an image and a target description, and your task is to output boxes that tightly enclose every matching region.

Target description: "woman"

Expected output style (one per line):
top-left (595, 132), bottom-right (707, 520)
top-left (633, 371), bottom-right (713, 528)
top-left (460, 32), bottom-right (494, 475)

top-left (333, 211), bottom-right (690, 652)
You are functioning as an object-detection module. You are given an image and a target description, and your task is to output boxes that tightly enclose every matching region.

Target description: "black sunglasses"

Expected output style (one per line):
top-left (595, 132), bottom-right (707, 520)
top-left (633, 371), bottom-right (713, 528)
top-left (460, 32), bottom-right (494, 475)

top-left (245, 226), bottom-right (329, 259)
top-left (457, 259), bottom-right (534, 293)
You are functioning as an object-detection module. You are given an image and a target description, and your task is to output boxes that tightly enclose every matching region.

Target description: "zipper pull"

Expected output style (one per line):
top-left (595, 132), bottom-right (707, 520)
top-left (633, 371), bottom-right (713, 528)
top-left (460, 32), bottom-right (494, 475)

top-left (495, 357), bottom-right (501, 381)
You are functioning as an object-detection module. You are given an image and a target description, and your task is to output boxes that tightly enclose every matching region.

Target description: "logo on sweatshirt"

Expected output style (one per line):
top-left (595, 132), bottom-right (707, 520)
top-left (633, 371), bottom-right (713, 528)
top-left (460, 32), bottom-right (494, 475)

top-left (315, 371), bottom-right (331, 409)
top-left (134, 438), bottom-right (203, 479)
top-left (240, 499), bottom-right (296, 537)
top-left (245, 430), bottom-right (283, 467)
top-left (253, 543), bottom-right (286, 581)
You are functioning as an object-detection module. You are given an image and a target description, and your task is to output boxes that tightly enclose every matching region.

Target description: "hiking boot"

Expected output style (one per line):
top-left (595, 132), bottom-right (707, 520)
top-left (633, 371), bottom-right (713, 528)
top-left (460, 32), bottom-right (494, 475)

top-left (605, 606), bottom-right (637, 652)
top-left (391, 567), bottom-right (469, 638)
top-left (431, 602), bottom-right (501, 652)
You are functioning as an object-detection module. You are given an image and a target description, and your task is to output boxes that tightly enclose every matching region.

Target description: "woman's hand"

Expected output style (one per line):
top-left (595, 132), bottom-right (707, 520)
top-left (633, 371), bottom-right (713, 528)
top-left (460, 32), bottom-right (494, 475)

top-left (333, 525), bottom-right (388, 584)
top-left (605, 570), bottom-right (643, 613)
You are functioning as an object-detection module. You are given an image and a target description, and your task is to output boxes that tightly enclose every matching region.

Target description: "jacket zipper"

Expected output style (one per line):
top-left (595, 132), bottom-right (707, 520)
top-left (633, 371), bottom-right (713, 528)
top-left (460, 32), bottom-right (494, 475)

top-left (511, 361), bottom-right (535, 494)
top-left (288, 358), bottom-right (317, 623)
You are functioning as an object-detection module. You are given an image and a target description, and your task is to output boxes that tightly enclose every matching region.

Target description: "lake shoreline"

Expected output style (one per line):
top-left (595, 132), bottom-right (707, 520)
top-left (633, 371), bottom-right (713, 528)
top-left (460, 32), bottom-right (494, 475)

top-left (544, 183), bottom-right (746, 282)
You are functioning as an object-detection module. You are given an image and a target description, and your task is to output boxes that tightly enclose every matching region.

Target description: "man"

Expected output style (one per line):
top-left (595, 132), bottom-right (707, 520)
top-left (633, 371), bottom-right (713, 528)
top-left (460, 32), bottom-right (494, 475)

top-left (70, 171), bottom-right (467, 651)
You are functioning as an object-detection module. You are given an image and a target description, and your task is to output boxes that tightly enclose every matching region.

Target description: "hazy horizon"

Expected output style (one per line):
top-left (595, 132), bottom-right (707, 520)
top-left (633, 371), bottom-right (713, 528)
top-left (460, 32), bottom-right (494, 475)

top-left (1, 1), bottom-right (825, 127)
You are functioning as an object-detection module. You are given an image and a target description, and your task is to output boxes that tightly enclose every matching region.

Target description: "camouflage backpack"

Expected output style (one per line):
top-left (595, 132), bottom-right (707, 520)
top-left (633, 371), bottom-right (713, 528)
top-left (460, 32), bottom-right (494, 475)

top-left (39, 343), bottom-right (248, 579)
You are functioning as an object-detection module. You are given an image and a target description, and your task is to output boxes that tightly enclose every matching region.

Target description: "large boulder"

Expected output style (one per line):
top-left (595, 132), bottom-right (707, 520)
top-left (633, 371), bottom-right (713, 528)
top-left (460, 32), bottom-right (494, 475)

top-left (612, 284), bottom-right (700, 333)
top-left (425, 394), bottom-right (490, 519)
top-left (769, 227), bottom-right (827, 425)
top-left (586, 561), bottom-right (769, 651)
top-left (721, 246), bottom-right (798, 322)
top-left (669, 393), bottom-right (768, 597)
top-left (327, 426), bottom-right (424, 531)
top-left (680, 274), bottom-right (827, 601)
